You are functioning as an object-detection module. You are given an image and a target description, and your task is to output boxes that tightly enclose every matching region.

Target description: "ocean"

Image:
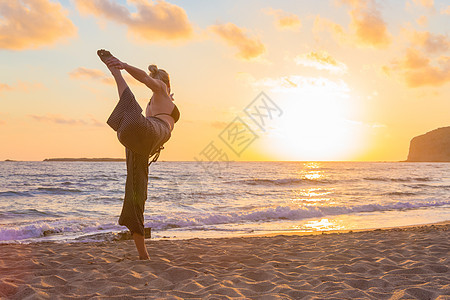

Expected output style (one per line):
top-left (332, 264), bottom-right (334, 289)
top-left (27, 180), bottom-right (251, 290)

top-left (0, 161), bottom-right (448, 243)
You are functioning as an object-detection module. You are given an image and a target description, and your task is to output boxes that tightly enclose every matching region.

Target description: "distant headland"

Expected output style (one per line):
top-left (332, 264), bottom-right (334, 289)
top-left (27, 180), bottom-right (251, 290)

top-left (407, 126), bottom-right (450, 162)
top-left (43, 158), bottom-right (126, 162)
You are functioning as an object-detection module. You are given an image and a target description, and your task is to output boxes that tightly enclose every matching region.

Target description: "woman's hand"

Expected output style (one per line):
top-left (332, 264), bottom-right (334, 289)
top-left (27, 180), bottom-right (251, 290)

top-left (105, 57), bottom-right (125, 70)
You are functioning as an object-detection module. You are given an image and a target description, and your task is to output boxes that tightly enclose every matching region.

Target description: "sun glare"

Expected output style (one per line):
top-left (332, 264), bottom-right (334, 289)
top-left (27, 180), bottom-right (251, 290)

top-left (263, 77), bottom-right (364, 161)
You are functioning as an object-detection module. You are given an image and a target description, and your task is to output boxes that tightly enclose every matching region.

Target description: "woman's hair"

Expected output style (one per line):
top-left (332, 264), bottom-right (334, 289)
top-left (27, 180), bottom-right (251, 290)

top-left (148, 64), bottom-right (170, 89)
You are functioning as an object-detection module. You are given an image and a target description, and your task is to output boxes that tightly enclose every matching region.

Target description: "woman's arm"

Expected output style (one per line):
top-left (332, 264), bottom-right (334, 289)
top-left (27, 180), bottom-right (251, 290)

top-left (105, 56), bottom-right (164, 93)
top-left (121, 62), bottom-right (163, 93)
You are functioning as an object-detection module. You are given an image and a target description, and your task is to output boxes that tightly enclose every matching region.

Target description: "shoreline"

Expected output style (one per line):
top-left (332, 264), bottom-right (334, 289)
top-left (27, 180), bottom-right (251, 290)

top-left (1, 221), bottom-right (448, 298)
top-left (247, 220), bottom-right (450, 239)
top-left (2, 219), bottom-right (449, 245)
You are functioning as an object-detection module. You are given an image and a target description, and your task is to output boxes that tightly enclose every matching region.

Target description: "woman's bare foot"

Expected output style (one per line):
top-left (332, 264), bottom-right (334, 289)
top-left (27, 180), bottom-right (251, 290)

top-left (97, 49), bottom-right (113, 63)
top-left (97, 49), bottom-right (124, 70)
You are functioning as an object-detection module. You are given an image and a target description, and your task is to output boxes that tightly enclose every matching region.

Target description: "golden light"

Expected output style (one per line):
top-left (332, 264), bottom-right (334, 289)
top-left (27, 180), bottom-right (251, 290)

top-left (262, 76), bottom-right (365, 161)
top-left (302, 218), bottom-right (345, 231)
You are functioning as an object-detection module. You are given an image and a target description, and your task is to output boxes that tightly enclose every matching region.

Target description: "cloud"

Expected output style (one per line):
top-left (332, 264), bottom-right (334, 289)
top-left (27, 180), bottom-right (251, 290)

top-left (263, 8), bottom-right (301, 31)
top-left (0, 81), bottom-right (43, 93)
top-left (441, 5), bottom-right (450, 14)
top-left (210, 121), bottom-right (229, 129)
top-left (343, 0), bottom-right (391, 48)
top-left (209, 23), bottom-right (266, 60)
top-left (385, 26), bottom-right (450, 88)
top-left (251, 75), bottom-right (350, 96)
top-left (314, 0), bottom-right (391, 49)
top-left (313, 16), bottom-right (348, 43)
top-left (0, 0), bottom-right (76, 50)
top-left (75, 0), bottom-right (193, 41)
top-left (416, 15), bottom-right (428, 26)
top-left (384, 48), bottom-right (450, 87)
top-left (295, 51), bottom-right (348, 74)
top-left (29, 114), bottom-right (104, 127)
top-left (412, 0), bottom-right (434, 8)
top-left (406, 29), bottom-right (450, 54)
top-left (0, 83), bottom-right (13, 92)
top-left (69, 67), bottom-right (114, 85)
top-left (70, 68), bottom-right (105, 79)
top-left (69, 67), bottom-right (139, 85)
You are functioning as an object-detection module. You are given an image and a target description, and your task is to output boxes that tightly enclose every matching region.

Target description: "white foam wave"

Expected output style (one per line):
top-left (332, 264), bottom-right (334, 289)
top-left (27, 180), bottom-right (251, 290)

top-left (144, 200), bottom-right (449, 230)
top-left (1, 201), bottom-right (448, 242)
top-left (0, 220), bottom-right (120, 242)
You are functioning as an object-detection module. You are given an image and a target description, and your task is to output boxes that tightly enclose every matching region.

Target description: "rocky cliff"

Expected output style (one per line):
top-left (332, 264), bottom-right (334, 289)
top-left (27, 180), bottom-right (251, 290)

top-left (407, 126), bottom-right (450, 162)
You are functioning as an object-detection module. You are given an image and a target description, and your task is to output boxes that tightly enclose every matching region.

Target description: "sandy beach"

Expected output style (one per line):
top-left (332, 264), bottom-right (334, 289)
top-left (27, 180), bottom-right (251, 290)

top-left (1, 223), bottom-right (449, 299)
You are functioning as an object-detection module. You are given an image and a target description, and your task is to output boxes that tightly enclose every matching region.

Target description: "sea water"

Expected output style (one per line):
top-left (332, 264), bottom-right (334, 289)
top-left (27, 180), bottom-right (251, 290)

top-left (0, 161), bottom-right (448, 243)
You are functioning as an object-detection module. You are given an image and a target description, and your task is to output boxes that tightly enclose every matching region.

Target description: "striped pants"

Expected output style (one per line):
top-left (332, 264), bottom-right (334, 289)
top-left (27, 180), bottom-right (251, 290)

top-left (107, 87), bottom-right (171, 236)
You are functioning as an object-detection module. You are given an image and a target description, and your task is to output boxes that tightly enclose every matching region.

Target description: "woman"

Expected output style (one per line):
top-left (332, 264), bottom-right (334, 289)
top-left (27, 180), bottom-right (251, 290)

top-left (98, 49), bottom-right (179, 260)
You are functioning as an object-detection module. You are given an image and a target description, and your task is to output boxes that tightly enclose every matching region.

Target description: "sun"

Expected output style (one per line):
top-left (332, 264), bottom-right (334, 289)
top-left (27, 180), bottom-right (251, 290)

top-left (261, 76), bottom-right (365, 161)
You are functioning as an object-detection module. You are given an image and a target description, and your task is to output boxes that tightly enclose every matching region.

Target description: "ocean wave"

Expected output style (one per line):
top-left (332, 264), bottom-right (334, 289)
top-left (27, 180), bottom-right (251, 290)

top-left (144, 200), bottom-right (450, 230)
top-left (7, 208), bottom-right (61, 217)
top-left (228, 178), bottom-right (329, 186)
top-left (0, 191), bottom-right (33, 197)
top-left (1, 200), bottom-right (448, 242)
top-left (0, 223), bottom-right (70, 241)
top-left (0, 220), bottom-right (120, 242)
top-left (364, 177), bottom-right (433, 182)
top-left (382, 191), bottom-right (418, 196)
top-left (36, 187), bottom-right (84, 194)
top-left (406, 184), bottom-right (450, 189)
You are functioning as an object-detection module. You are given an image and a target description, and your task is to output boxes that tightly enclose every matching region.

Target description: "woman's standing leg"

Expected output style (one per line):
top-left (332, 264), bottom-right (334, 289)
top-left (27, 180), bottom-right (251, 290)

top-left (120, 148), bottom-right (150, 260)
top-left (104, 66), bottom-right (152, 259)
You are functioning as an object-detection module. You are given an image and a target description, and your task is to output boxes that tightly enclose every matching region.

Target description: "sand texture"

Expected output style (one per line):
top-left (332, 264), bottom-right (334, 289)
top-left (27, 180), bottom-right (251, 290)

top-left (0, 224), bottom-right (449, 299)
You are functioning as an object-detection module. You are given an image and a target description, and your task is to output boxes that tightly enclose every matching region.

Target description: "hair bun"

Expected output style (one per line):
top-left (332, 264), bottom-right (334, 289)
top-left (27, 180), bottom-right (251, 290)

top-left (148, 64), bottom-right (158, 76)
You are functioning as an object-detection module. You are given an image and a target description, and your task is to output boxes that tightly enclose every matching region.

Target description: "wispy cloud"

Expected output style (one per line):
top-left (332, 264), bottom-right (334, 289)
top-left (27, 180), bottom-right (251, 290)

top-left (0, 81), bottom-right (43, 93)
top-left (416, 15), bottom-right (428, 26)
top-left (29, 114), bottom-right (104, 127)
top-left (0, 0), bottom-right (76, 50)
top-left (411, 0), bottom-right (434, 8)
top-left (0, 83), bottom-right (13, 92)
top-left (210, 121), bottom-right (230, 129)
top-left (250, 74), bottom-right (350, 96)
top-left (405, 29), bottom-right (450, 54)
top-left (383, 26), bottom-right (450, 88)
top-left (313, 16), bottom-right (348, 43)
top-left (342, 0), bottom-right (391, 48)
top-left (295, 51), bottom-right (348, 74)
top-left (75, 0), bottom-right (193, 41)
top-left (314, 0), bottom-right (391, 49)
top-left (69, 67), bottom-right (139, 85)
top-left (441, 5), bottom-right (450, 14)
top-left (209, 23), bottom-right (266, 61)
top-left (69, 67), bottom-right (114, 85)
top-left (383, 48), bottom-right (450, 87)
top-left (263, 8), bottom-right (301, 31)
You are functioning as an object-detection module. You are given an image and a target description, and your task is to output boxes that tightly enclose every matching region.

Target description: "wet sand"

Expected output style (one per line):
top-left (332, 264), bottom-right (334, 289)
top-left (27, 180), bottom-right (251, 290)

top-left (1, 222), bottom-right (449, 299)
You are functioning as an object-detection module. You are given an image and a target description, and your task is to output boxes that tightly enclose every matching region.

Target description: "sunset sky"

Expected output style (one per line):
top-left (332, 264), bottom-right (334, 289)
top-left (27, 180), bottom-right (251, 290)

top-left (0, 0), bottom-right (449, 161)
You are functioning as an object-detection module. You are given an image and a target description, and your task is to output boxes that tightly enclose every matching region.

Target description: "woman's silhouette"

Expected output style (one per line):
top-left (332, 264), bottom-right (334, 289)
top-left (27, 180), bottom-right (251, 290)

top-left (98, 50), bottom-right (179, 259)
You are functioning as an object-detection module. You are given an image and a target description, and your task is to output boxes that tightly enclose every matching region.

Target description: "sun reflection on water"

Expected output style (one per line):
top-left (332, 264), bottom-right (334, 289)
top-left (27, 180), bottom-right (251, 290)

top-left (291, 187), bottom-right (333, 206)
top-left (293, 218), bottom-right (345, 231)
top-left (291, 162), bottom-right (334, 206)
top-left (301, 162), bottom-right (324, 181)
